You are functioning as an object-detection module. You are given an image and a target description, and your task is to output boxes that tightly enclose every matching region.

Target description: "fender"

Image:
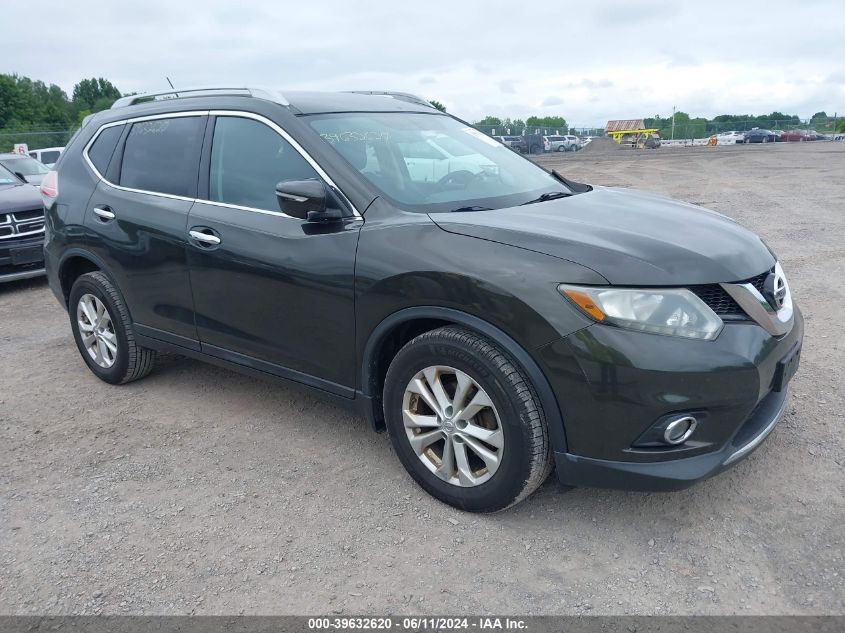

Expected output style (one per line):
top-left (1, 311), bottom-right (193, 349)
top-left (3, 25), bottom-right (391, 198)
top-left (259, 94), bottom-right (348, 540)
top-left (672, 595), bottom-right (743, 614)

top-left (55, 247), bottom-right (119, 305)
top-left (359, 305), bottom-right (568, 453)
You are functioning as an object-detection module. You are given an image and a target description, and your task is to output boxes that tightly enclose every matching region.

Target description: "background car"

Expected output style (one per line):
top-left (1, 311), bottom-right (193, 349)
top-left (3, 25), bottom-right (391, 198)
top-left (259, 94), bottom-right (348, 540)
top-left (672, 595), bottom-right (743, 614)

top-left (0, 163), bottom-right (46, 282)
top-left (0, 153), bottom-right (51, 185)
top-left (27, 146), bottom-right (63, 167)
top-left (716, 131), bottom-right (745, 144)
top-left (743, 129), bottom-right (778, 143)
top-left (780, 130), bottom-right (816, 142)
top-left (543, 135), bottom-right (579, 152)
top-left (493, 135), bottom-right (527, 153)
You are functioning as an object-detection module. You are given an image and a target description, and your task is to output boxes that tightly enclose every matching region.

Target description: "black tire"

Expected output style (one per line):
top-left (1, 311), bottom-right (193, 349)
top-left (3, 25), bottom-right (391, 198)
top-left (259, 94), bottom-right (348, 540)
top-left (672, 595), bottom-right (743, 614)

top-left (68, 271), bottom-right (156, 384)
top-left (383, 326), bottom-right (553, 512)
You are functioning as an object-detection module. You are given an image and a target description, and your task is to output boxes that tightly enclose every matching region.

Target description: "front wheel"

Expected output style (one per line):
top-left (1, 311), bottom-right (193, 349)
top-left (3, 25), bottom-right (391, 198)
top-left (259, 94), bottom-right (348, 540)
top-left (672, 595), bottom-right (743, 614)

top-left (383, 326), bottom-right (553, 512)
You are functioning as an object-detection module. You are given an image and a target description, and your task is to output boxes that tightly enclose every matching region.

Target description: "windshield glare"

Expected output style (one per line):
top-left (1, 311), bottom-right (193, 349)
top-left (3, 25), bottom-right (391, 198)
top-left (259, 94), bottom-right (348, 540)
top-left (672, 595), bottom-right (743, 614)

top-left (0, 164), bottom-right (21, 185)
top-left (0, 156), bottom-right (49, 176)
top-left (307, 112), bottom-right (566, 212)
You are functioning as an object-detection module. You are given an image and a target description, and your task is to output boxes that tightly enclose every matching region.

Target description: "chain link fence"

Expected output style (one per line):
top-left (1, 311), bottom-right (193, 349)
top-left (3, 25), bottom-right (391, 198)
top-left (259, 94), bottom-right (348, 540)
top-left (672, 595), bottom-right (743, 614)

top-left (471, 117), bottom-right (841, 142)
top-left (0, 116), bottom-right (841, 155)
top-left (0, 128), bottom-right (74, 153)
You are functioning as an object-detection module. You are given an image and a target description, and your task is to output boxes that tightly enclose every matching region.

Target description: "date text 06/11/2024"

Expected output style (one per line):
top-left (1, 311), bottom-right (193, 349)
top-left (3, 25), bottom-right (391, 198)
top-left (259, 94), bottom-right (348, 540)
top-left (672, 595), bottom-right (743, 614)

top-left (307, 617), bottom-right (528, 630)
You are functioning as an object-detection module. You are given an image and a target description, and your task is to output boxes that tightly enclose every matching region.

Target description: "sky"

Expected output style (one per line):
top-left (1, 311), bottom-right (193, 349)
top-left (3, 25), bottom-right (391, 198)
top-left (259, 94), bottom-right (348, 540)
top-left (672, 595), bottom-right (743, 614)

top-left (3, 0), bottom-right (844, 127)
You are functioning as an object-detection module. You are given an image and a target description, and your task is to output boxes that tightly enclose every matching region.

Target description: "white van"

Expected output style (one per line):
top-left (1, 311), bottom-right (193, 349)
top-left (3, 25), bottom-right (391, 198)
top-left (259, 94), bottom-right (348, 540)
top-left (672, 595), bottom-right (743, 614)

top-left (28, 147), bottom-right (64, 168)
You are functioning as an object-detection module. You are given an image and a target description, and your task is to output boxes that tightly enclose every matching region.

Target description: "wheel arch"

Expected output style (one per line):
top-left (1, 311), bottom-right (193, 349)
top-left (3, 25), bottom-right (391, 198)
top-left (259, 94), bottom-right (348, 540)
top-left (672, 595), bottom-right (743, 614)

top-left (57, 249), bottom-right (115, 306)
top-left (360, 306), bottom-right (568, 453)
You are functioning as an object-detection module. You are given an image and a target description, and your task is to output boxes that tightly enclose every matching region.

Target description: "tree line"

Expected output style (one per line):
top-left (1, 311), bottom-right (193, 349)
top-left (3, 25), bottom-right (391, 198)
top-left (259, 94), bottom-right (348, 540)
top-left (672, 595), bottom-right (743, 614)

top-left (644, 110), bottom-right (842, 139)
top-left (0, 74), bottom-right (122, 150)
top-left (3, 73), bottom-right (842, 153)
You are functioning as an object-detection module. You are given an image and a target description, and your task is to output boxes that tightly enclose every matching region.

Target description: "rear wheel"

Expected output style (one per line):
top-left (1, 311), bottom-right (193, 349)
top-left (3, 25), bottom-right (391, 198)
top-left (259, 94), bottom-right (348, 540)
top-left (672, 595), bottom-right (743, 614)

top-left (69, 271), bottom-right (157, 384)
top-left (383, 326), bottom-right (553, 512)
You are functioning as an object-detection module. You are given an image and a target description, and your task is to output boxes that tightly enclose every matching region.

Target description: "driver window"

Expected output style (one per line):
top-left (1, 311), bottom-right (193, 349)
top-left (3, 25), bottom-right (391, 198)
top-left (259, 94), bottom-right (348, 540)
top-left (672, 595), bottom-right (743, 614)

top-left (209, 116), bottom-right (319, 212)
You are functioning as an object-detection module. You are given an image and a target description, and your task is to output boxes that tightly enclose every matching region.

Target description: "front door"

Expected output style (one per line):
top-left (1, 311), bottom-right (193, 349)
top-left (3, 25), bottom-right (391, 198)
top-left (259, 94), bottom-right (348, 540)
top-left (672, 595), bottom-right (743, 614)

top-left (186, 114), bottom-right (361, 395)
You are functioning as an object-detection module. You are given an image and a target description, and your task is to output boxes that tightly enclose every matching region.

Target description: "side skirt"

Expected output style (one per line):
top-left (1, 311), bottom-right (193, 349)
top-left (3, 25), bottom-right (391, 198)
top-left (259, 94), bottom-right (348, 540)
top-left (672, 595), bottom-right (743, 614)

top-left (135, 329), bottom-right (367, 415)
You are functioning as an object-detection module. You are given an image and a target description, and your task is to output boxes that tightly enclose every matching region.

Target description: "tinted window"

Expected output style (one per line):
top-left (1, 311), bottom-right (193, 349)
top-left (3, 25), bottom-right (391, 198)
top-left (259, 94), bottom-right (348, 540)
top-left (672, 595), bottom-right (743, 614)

top-left (88, 125), bottom-right (124, 175)
top-left (209, 116), bottom-right (319, 212)
top-left (40, 150), bottom-right (61, 164)
top-left (120, 117), bottom-right (203, 197)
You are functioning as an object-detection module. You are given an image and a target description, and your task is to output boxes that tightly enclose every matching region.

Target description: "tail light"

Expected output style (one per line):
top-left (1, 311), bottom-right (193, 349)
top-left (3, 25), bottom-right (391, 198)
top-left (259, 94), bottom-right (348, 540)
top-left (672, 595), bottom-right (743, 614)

top-left (40, 170), bottom-right (58, 208)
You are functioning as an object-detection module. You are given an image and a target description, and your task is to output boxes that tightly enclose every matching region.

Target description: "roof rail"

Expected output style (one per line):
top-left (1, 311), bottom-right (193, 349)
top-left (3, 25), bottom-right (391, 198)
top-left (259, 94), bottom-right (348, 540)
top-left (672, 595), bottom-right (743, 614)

top-left (111, 86), bottom-right (289, 109)
top-left (345, 91), bottom-right (434, 109)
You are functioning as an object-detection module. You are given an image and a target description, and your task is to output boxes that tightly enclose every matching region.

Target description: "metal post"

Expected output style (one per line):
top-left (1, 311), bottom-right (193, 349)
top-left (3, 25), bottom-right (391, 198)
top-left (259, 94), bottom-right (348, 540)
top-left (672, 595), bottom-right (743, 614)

top-left (671, 106), bottom-right (676, 141)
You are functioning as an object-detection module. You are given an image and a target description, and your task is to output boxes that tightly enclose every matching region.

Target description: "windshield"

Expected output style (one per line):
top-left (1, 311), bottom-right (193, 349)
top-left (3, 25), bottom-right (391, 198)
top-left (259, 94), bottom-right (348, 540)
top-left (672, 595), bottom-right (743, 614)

top-left (0, 163), bottom-right (21, 185)
top-left (0, 156), bottom-right (49, 176)
top-left (306, 112), bottom-right (567, 212)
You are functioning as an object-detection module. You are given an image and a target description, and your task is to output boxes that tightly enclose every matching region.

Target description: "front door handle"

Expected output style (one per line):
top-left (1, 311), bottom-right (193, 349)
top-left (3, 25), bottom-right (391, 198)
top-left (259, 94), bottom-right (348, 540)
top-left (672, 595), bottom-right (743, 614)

top-left (189, 229), bottom-right (221, 246)
top-left (93, 206), bottom-right (115, 221)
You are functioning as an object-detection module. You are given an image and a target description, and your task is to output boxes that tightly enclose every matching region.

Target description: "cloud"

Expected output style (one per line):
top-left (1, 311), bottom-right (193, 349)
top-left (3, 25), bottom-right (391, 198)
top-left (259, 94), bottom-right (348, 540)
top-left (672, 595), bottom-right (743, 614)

top-left (1, 0), bottom-right (842, 126)
top-left (499, 79), bottom-right (518, 94)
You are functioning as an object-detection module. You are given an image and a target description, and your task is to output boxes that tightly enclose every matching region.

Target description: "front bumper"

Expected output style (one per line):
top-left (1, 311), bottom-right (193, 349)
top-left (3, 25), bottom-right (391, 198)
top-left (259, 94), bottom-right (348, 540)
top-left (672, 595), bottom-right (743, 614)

top-left (554, 387), bottom-right (790, 491)
top-left (538, 305), bottom-right (804, 491)
top-left (0, 235), bottom-right (46, 283)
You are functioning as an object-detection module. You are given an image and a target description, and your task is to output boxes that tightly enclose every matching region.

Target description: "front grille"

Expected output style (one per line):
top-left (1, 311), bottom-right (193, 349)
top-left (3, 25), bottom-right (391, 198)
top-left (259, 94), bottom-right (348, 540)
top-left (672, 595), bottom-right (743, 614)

top-left (747, 271), bottom-right (768, 295)
top-left (691, 268), bottom-right (774, 320)
top-left (12, 209), bottom-right (43, 222)
top-left (691, 285), bottom-right (745, 318)
top-left (0, 208), bottom-right (45, 240)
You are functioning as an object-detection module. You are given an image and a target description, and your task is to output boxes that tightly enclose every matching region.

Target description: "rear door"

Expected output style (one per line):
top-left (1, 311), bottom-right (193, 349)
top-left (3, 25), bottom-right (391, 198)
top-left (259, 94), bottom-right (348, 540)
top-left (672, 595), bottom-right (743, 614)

top-left (186, 113), bottom-right (361, 394)
top-left (83, 113), bottom-right (205, 346)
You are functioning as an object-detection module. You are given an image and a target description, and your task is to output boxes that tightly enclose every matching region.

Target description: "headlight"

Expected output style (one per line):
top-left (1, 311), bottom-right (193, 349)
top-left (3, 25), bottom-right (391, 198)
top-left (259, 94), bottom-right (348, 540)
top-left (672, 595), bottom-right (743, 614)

top-left (559, 285), bottom-right (724, 340)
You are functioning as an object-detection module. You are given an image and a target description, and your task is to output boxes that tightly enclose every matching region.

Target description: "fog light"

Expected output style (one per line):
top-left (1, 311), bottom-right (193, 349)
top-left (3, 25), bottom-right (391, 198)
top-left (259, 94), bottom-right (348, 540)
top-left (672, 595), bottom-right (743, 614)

top-left (663, 416), bottom-right (698, 445)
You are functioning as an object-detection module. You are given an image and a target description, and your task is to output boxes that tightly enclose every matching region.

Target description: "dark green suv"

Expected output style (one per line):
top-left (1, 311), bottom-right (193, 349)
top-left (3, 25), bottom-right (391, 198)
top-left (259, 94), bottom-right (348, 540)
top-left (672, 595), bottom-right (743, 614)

top-left (43, 87), bottom-right (802, 511)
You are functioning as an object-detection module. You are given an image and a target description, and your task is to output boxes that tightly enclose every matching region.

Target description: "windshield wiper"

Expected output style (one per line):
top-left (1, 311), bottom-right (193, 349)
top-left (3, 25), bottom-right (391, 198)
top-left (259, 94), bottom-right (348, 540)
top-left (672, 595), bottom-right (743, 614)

top-left (520, 191), bottom-right (572, 206)
top-left (449, 205), bottom-right (493, 212)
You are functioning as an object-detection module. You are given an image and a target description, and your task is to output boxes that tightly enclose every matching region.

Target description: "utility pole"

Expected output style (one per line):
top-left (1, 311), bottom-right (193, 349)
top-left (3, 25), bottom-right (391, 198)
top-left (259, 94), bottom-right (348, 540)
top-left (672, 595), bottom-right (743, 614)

top-left (671, 106), bottom-right (676, 140)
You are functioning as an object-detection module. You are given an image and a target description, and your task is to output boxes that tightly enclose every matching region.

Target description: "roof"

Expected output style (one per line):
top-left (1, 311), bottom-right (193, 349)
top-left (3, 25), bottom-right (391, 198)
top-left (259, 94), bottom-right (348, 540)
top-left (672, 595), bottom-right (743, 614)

top-left (285, 91), bottom-right (437, 115)
top-left (108, 86), bottom-right (438, 116)
top-left (605, 119), bottom-right (645, 132)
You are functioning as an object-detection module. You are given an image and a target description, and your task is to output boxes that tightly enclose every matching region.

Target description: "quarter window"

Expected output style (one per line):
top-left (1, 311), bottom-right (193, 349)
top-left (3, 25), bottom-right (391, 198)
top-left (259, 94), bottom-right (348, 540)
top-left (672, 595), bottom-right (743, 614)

top-left (119, 117), bottom-right (203, 197)
top-left (88, 125), bottom-right (124, 175)
top-left (209, 116), bottom-right (319, 212)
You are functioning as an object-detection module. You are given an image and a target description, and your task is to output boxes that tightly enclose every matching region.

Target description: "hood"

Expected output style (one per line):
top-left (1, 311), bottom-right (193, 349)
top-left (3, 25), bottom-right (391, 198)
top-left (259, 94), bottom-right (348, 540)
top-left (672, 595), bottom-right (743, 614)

top-left (0, 182), bottom-right (43, 214)
top-left (22, 173), bottom-right (45, 186)
top-left (431, 187), bottom-right (775, 285)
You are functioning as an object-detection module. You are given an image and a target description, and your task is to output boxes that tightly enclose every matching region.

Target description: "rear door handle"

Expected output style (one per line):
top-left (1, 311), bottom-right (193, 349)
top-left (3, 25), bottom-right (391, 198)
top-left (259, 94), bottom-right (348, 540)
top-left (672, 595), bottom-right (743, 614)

top-left (189, 229), bottom-right (221, 246)
top-left (93, 206), bottom-right (115, 221)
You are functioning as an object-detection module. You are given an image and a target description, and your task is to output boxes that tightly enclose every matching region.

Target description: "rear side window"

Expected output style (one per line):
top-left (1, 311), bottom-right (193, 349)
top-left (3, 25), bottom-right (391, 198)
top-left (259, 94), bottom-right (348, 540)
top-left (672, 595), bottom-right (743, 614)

top-left (87, 125), bottom-right (124, 175)
top-left (209, 116), bottom-right (319, 212)
top-left (120, 117), bottom-right (203, 197)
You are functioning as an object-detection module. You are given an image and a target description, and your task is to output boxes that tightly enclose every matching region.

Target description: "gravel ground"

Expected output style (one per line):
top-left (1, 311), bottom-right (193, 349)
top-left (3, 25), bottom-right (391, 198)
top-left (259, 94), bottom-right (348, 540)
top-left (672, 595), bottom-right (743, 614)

top-left (1, 142), bottom-right (843, 616)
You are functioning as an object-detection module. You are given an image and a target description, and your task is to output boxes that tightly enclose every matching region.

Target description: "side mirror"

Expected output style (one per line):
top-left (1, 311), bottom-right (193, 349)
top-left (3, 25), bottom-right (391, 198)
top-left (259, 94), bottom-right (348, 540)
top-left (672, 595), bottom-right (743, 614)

top-left (275, 179), bottom-right (343, 222)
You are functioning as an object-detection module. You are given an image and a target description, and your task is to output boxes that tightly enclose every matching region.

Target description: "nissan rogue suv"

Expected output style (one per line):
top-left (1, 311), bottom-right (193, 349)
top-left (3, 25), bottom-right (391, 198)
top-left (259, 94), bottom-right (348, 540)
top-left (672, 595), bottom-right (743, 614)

top-left (43, 87), bottom-right (803, 512)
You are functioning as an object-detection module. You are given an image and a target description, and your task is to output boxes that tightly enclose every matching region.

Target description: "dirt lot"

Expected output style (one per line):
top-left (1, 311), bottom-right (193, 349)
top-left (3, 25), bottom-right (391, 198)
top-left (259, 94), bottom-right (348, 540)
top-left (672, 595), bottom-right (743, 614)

top-left (1, 142), bottom-right (843, 616)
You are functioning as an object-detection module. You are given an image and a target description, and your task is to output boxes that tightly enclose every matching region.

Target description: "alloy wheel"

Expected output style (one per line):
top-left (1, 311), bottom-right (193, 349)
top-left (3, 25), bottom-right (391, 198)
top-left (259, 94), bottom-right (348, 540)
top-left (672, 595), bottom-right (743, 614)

top-left (402, 365), bottom-right (504, 487)
top-left (77, 293), bottom-right (118, 368)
